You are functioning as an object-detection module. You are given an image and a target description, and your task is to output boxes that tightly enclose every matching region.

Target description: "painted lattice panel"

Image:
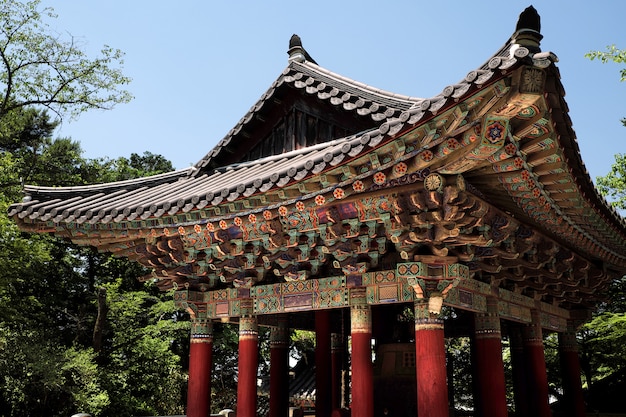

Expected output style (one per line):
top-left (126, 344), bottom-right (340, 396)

top-left (255, 295), bottom-right (282, 314)
top-left (315, 289), bottom-right (348, 309)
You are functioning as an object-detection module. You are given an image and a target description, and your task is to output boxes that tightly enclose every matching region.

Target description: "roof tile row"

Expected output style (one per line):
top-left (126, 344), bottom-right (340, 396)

top-left (10, 45), bottom-right (550, 228)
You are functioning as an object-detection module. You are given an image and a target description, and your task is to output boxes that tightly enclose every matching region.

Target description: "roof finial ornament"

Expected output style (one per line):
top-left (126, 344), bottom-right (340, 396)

top-left (287, 34), bottom-right (317, 64)
top-left (512, 5), bottom-right (543, 53)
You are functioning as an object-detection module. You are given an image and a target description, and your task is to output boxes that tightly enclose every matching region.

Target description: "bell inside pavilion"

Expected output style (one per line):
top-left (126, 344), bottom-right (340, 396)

top-left (9, 6), bottom-right (626, 417)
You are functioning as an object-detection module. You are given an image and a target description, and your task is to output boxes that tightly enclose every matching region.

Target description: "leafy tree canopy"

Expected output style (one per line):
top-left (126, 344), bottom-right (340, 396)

top-left (0, 0), bottom-right (132, 121)
top-left (586, 45), bottom-right (626, 127)
top-left (586, 45), bottom-right (626, 82)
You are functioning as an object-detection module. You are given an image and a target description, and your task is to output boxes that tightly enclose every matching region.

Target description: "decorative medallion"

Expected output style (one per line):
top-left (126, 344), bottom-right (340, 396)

top-left (278, 206), bottom-right (288, 216)
top-left (520, 66), bottom-right (546, 94)
top-left (424, 173), bottom-right (445, 192)
top-left (333, 188), bottom-right (345, 199)
top-left (263, 210), bottom-right (273, 220)
top-left (373, 172), bottom-right (387, 185)
top-left (207, 222), bottom-right (215, 232)
top-left (219, 220), bottom-right (228, 230)
top-left (194, 224), bottom-right (202, 233)
top-left (315, 195), bottom-right (326, 206)
top-left (485, 121), bottom-right (506, 143)
top-left (296, 201), bottom-right (306, 211)
top-left (517, 105), bottom-right (539, 118)
top-left (353, 180), bottom-right (365, 192)
top-left (393, 162), bottom-right (408, 176)
top-left (421, 150), bottom-right (434, 161)
top-left (248, 214), bottom-right (257, 224)
top-left (234, 217), bottom-right (243, 227)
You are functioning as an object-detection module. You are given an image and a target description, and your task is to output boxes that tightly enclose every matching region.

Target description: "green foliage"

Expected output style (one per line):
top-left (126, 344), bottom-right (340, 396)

top-left (0, 0), bottom-right (133, 121)
top-left (596, 153), bottom-right (626, 210)
top-left (62, 347), bottom-right (111, 415)
top-left (581, 313), bottom-right (626, 378)
top-left (0, 2), bottom-right (195, 415)
top-left (290, 329), bottom-right (316, 363)
top-left (586, 45), bottom-right (626, 82)
top-left (91, 151), bottom-right (175, 183)
top-left (446, 336), bottom-right (473, 410)
top-left (211, 322), bottom-right (240, 411)
top-left (95, 279), bottom-right (189, 416)
top-left (0, 105), bottom-right (191, 415)
top-left (586, 45), bottom-right (626, 127)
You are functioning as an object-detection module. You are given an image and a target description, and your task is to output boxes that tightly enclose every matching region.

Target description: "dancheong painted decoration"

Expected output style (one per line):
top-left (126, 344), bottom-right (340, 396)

top-left (8, 6), bottom-right (623, 417)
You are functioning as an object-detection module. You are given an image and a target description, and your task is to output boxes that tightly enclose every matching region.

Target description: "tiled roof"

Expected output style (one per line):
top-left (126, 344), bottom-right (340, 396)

top-left (192, 59), bottom-right (422, 174)
top-left (9, 39), bottom-right (533, 225)
top-left (8, 7), bottom-right (626, 304)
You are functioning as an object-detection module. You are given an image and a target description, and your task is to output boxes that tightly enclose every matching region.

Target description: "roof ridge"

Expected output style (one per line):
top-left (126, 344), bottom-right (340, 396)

top-left (292, 60), bottom-right (423, 103)
top-left (22, 167), bottom-right (192, 194)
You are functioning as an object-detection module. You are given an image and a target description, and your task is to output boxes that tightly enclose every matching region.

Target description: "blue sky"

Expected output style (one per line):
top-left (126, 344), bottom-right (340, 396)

top-left (39, 1), bottom-right (625, 183)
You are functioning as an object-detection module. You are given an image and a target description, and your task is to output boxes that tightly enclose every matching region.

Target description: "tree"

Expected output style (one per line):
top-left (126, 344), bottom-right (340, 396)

top-left (0, 107), bottom-right (191, 415)
top-left (581, 46), bottom-right (626, 410)
top-left (0, 0), bottom-right (132, 121)
top-left (586, 45), bottom-right (626, 127)
top-left (596, 154), bottom-right (626, 210)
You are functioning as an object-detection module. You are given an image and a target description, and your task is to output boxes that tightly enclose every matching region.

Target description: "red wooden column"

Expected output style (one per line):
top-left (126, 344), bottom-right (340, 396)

top-left (316, 310), bottom-right (332, 417)
top-left (414, 299), bottom-right (449, 417)
top-left (558, 322), bottom-right (586, 417)
top-left (522, 309), bottom-right (551, 417)
top-left (350, 288), bottom-right (374, 417)
top-left (399, 257), bottom-right (466, 417)
top-left (509, 325), bottom-right (530, 417)
top-left (270, 316), bottom-right (289, 417)
top-left (473, 296), bottom-right (508, 417)
top-left (237, 313), bottom-right (259, 417)
top-left (187, 318), bottom-right (213, 417)
top-left (330, 332), bottom-right (344, 411)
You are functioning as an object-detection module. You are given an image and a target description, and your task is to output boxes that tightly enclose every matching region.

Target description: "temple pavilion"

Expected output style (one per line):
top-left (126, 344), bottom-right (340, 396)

top-left (8, 6), bottom-right (626, 417)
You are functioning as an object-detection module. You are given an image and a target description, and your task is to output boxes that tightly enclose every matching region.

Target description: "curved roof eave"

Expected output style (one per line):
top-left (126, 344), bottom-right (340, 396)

top-left (9, 23), bottom-right (626, 273)
top-left (8, 37), bottom-right (552, 227)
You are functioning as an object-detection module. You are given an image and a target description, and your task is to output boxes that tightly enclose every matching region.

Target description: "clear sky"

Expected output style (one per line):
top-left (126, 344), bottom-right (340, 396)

top-left (38, 1), bottom-right (625, 183)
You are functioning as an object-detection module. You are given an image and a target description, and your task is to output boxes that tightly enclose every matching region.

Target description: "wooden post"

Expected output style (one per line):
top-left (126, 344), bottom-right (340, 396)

top-left (350, 288), bottom-right (374, 417)
top-left (270, 316), bottom-right (289, 417)
top-left (331, 332), bottom-right (344, 411)
top-left (316, 310), bottom-right (332, 417)
top-left (522, 309), bottom-right (552, 417)
top-left (558, 324), bottom-right (586, 417)
top-left (237, 314), bottom-right (259, 417)
top-left (509, 325), bottom-right (530, 417)
top-left (473, 297), bottom-right (508, 417)
top-left (187, 318), bottom-right (213, 417)
top-left (414, 299), bottom-right (449, 417)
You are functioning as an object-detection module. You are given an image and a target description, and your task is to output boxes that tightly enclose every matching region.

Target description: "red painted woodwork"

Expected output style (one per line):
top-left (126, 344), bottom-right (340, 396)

top-left (523, 317), bottom-right (552, 417)
top-left (269, 339), bottom-right (289, 417)
top-left (237, 323), bottom-right (259, 417)
top-left (524, 342), bottom-right (551, 417)
top-left (559, 332), bottom-right (586, 417)
top-left (474, 336), bottom-right (508, 417)
top-left (187, 339), bottom-right (213, 417)
top-left (316, 310), bottom-right (332, 417)
top-left (509, 326), bottom-right (530, 417)
top-left (331, 333), bottom-right (343, 410)
top-left (351, 331), bottom-right (374, 417)
top-left (415, 323), bottom-right (449, 417)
